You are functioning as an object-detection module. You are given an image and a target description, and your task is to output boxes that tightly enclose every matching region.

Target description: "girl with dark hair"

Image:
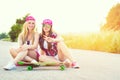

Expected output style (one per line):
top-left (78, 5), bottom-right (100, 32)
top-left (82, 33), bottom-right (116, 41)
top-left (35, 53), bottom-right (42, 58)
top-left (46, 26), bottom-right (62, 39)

top-left (39, 19), bottom-right (79, 68)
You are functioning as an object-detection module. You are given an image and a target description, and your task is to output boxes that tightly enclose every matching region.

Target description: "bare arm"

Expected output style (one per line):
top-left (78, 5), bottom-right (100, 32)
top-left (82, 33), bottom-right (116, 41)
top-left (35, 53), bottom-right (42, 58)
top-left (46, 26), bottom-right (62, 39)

top-left (44, 33), bottom-right (64, 43)
top-left (18, 33), bottom-right (23, 47)
top-left (54, 33), bottom-right (64, 42)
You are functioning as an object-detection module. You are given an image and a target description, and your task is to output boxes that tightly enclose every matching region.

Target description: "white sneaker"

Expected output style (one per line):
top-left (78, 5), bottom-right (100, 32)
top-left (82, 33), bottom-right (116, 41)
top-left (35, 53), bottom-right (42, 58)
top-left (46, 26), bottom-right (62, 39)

top-left (3, 61), bottom-right (16, 70)
top-left (31, 59), bottom-right (38, 64)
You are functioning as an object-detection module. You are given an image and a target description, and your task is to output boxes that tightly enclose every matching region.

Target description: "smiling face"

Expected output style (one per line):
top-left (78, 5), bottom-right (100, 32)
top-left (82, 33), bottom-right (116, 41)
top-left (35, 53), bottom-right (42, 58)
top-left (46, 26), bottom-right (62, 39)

top-left (42, 24), bottom-right (51, 33)
top-left (27, 20), bottom-right (35, 31)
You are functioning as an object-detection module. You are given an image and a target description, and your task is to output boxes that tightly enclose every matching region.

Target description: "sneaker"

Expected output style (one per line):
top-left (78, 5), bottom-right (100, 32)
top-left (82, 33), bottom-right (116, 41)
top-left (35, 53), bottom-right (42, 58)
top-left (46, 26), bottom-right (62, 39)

top-left (3, 61), bottom-right (16, 70)
top-left (31, 59), bottom-right (38, 64)
top-left (71, 62), bottom-right (80, 69)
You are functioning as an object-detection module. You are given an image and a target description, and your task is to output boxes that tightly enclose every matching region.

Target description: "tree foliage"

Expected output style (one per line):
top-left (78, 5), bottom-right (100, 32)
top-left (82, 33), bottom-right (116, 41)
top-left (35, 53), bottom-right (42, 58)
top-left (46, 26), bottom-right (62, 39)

top-left (8, 14), bottom-right (30, 42)
top-left (0, 32), bottom-right (8, 39)
top-left (101, 3), bottom-right (120, 31)
top-left (8, 24), bottom-right (23, 41)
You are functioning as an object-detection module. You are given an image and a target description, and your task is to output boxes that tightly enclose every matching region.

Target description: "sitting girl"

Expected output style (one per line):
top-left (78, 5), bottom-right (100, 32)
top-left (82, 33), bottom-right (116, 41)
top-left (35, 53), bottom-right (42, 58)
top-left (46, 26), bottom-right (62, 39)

top-left (39, 19), bottom-right (79, 68)
top-left (3, 16), bottom-right (39, 70)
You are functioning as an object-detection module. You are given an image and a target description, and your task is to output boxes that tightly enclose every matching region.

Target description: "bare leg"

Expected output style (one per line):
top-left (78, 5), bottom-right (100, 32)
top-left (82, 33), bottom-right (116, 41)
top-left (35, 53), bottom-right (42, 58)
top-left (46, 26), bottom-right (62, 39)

top-left (39, 55), bottom-right (60, 62)
top-left (3, 48), bottom-right (38, 70)
top-left (39, 55), bottom-right (62, 65)
top-left (57, 41), bottom-right (75, 62)
top-left (9, 48), bottom-right (21, 58)
top-left (13, 50), bottom-right (28, 64)
top-left (10, 48), bottom-right (36, 62)
top-left (3, 50), bottom-right (30, 70)
top-left (57, 41), bottom-right (80, 68)
top-left (26, 50), bottom-right (38, 61)
top-left (57, 48), bottom-right (66, 62)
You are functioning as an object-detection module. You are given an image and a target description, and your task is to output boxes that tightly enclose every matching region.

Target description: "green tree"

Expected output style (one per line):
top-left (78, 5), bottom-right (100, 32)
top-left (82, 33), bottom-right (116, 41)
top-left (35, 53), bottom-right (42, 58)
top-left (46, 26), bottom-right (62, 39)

top-left (101, 3), bottom-right (120, 31)
top-left (0, 32), bottom-right (8, 39)
top-left (8, 14), bottom-right (30, 42)
top-left (9, 24), bottom-right (22, 41)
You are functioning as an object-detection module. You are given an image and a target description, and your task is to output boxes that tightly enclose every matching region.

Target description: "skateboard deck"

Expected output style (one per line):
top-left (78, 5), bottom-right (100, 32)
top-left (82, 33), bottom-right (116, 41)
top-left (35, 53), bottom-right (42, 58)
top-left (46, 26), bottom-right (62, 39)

top-left (26, 65), bottom-right (65, 71)
top-left (17, 61), bottom-right (61, 66)
top-left (17, 61), bottom-right (66, 71)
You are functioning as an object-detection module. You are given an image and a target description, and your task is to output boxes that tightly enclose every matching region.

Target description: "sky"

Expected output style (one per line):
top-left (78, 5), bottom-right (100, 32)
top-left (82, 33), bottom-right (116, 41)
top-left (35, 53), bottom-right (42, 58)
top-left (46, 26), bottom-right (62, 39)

top-left (0, 0), bottom-right (120, 34)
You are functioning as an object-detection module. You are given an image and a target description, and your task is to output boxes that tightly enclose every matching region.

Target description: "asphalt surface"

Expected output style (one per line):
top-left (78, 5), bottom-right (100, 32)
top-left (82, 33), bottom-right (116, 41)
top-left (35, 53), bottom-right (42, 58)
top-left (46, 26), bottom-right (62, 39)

top-left (0, 40), bottom-right (120, 80)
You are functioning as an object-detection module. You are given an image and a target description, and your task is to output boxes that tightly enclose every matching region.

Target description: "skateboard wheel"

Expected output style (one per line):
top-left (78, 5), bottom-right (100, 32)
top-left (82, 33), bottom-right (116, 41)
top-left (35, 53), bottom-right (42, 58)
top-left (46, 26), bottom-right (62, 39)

top-left (18, 61), bottom-right (24, 65)
top-left (27, 66), bottom-right (33, 70)
top-left (60, 65), bottom-right (65, 71)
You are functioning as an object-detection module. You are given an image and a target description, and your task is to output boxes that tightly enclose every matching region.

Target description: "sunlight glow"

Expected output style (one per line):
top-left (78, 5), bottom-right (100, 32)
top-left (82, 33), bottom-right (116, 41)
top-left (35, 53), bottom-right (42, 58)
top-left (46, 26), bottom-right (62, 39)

top-left (0, 0), bottom-right (120, 33)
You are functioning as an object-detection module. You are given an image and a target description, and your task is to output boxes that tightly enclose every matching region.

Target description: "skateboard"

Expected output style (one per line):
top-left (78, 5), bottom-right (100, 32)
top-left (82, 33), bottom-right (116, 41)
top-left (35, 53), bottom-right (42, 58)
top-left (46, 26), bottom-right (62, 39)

top-left (17, 61), bottom-right (66, 71)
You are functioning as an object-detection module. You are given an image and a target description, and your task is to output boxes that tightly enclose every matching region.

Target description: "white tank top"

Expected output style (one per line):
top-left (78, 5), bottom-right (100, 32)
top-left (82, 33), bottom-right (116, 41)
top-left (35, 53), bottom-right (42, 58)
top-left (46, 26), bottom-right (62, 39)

top-left (43, 40), bottom-right (48, 49)
top-left (24, 40), bottom-right (33, 45)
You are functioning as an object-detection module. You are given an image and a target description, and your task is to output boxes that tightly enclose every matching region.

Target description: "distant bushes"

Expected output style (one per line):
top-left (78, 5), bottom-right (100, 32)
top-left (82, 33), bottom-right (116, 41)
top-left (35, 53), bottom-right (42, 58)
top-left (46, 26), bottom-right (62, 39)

top-left (0, 33), bottom-right (9, 40)
top-left (62, 31), bottom-right (120, 54)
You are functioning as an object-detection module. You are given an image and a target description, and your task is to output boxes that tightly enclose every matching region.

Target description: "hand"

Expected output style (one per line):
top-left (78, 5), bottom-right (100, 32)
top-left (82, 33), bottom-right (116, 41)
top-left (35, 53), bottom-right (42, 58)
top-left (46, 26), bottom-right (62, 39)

top-left (43, 35), bottom-right (54, 42)
top-left (20, 44), bottom-right (29, 51)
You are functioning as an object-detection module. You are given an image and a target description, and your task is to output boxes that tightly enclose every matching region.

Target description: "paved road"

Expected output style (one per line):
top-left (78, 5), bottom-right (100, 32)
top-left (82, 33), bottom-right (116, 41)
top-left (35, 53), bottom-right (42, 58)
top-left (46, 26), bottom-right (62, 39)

top-left (0, 40), bottom-right (120, 80)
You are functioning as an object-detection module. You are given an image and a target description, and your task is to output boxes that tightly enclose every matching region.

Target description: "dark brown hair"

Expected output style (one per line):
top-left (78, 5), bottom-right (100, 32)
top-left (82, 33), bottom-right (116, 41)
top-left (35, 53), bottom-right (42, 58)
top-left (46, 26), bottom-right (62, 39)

top-left (39, 24), bottom-right (53, 50)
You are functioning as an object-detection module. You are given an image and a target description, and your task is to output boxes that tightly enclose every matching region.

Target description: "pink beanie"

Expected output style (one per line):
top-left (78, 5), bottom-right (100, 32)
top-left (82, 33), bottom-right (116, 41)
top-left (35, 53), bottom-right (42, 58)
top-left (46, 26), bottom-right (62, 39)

top-left (42, 19), bottom-right (52, 26)
top-left (26, 16), bottom-right (35, 21)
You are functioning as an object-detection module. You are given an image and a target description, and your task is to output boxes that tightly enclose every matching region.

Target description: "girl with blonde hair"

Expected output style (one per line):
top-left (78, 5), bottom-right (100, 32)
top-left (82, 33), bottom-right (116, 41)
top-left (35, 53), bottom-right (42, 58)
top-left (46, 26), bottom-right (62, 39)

top-left (4, 16), bottom-right (39, 70)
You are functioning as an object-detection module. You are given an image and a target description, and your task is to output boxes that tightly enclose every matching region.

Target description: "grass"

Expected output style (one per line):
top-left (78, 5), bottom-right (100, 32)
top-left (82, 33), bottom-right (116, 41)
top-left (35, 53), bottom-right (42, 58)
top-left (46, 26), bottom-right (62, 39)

top-left (2, 31), bottom-right (120, 54)
top-left (62, 31), bottom-right (120, 54)
top-left (1, 37), bottom-right (11, 41)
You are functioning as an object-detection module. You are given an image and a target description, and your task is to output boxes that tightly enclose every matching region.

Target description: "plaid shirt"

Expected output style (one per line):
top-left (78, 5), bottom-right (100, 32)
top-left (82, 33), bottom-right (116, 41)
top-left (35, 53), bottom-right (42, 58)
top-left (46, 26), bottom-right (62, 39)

top-left (39, 33), bottom-right (58, 56)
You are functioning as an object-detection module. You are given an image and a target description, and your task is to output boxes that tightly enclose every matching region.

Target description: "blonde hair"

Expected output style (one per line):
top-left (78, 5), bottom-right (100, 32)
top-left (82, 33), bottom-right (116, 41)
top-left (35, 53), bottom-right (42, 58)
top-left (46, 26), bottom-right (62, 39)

top-left (20, 21), bottom-right (37, 44)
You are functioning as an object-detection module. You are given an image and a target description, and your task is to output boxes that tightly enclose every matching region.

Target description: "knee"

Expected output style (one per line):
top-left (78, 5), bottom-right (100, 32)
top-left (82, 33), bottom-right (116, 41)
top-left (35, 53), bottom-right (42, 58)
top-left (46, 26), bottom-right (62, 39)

top-left (9, 48), bottom-right (14, 54)
top-left (24, 50), bottom-right (28, 53)
top-left (59, 59), bottom-right (65, 62)
top-left (57, 43), bottom-right (60, 50)
top-left (57, 41), bottom-right (62, 49)
top-left (57, 41), bottom-right (66, 49)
